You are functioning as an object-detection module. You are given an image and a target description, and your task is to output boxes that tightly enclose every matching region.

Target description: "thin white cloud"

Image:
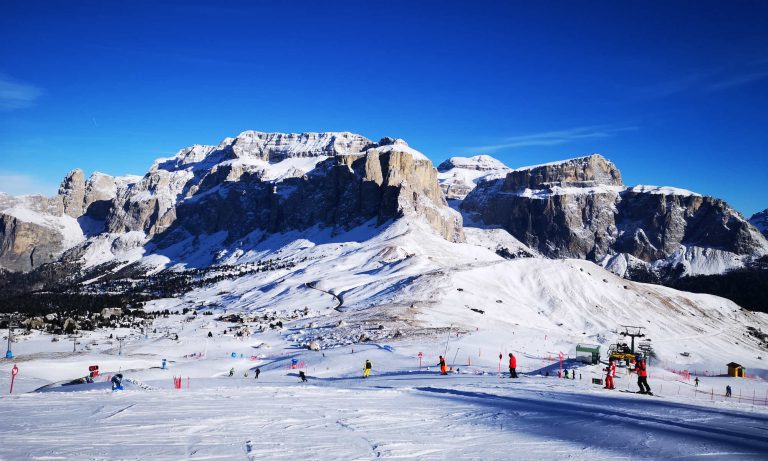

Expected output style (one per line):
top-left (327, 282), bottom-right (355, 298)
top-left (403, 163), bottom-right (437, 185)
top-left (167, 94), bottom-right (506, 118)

top-left (469, 126), bottom-right (637, 153)
top-left (707, 70), bottom-right (768, 91)
top-left (0, 73), bottom-right (43, 110)
top-left (0, 172), bottom-right (58, 197)
top-left (644, 60), bottom-right (768, 97)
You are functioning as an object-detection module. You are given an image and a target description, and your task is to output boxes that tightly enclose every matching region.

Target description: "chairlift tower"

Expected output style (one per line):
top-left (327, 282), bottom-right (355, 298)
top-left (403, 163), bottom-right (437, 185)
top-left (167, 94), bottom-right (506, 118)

top-left (619, 326), bottom-right (646, 355)
top-left (68, 333), bottom-right (82, 353)
top-left (116, 336), bottom-right (126, 356)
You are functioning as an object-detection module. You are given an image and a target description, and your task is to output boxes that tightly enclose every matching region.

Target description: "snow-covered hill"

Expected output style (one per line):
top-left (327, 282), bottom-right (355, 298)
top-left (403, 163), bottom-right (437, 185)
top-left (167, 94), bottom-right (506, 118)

top-left (2, 219), bottom-right (768, 459)
top-left (437, 154), bottom-right (511, 200)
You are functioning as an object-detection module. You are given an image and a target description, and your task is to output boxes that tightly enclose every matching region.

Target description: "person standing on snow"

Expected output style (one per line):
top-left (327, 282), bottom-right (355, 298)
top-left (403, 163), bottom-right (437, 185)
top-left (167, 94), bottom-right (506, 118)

top-left (635, 353), bottom-right (652, 394)
top-left (299, 371), bottom-right (307, 382)
top-left (508, 353), bottom-right (518, 378)
top-left (363, 359), bottom-right (372, 378)
top-left (439, 356), bottom-right (447, 375)
top-left (228, 367), bottom-right (234, 377)
top-left (604, 358), bottom-right (616, 390)
top-left (255, 368), bottom-right (261, 379)
top-left (726, 385), bottom-right (732, 397)
top-left (694, 377), bottom-right (699, 388)
top-left (111, 373), bottom-right (124, 391)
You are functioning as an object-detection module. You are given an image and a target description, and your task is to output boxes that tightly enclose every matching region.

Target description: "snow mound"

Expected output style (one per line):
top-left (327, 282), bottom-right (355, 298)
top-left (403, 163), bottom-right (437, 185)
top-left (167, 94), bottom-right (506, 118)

top-left (629, 185), bottom-right (702, 197)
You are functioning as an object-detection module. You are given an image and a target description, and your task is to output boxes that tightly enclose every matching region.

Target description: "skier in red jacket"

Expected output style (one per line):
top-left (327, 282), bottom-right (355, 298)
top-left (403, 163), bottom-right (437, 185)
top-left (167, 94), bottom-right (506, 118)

top-left (439, 356), bottom-right (447, 375)
top-left (635, 353), bottom-right (652, 394)
top-left (604, 357), bottom-right (616, 389)
top-left (508, 353), bottom-right (518, 378)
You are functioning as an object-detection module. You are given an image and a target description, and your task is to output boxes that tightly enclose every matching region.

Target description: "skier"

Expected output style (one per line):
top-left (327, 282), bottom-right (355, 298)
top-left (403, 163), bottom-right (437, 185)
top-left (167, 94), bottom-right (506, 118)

top-left (439, 356), bottom-right (447, 375)
top-left (564, 369), bottom-right (569, 379)
top-left (604, 357), bottom-right (616, 390)
top-left (255, 368), bottom-right (261, 379)
top-left (635, 353), bottom-right (652, 394)
top-left (508, 353), bottom-right (518, 378)
top-left (228, 367), bottom-right (234, 377)
top-left (208, 331), bottom-right (213, 338)
top-left (694, 377), bottom-right (699, 388)
top-left (363, 359), bottom-right (372, 378)
top-left (299, 371), bottom-right (307, 382)
top-left (111, 373), bottom-right (124, 392)
top-left (726, 385), bottom-right (732, 397)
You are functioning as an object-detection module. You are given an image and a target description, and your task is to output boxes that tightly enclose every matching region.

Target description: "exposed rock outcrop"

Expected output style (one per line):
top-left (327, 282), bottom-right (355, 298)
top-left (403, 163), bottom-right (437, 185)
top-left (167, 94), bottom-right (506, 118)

top-left (155, 138), bottom-right (463, 247)
top-left (0, 131), bottom-right (462, 272)
top-left (751, 209), bottom-right (768, 238)
top-left (462, 154), bottom-right (768, 276)
top-left (58, 169), bottom-right (86, 218)
top-left (0, 193), bottom-right (83, 272)
top-left (462, 155), bottom-right (624, 260)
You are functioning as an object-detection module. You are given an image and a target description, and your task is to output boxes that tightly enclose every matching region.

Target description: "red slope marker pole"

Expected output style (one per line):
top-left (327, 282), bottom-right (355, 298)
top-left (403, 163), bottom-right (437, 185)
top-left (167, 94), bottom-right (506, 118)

top-left (9, 364), bottom-right (19, 394)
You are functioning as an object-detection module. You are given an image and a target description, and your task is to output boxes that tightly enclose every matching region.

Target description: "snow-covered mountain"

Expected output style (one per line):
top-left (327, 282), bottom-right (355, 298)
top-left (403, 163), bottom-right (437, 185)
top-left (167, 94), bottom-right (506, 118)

top-left (461, 154), bottom-right (768, 281)
top-left (751, 208), bottom-right (768, 238)
top-left (436, 154), bottom-right (510, 200)
top-left (0, 132), bottom-right (461, 272)
top-left (1, 132), bottom-right (767, 316)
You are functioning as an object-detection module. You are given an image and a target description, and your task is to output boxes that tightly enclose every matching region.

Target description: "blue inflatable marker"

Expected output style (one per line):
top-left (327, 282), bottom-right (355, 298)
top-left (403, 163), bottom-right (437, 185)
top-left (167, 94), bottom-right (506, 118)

top-left (231, 352), bottom-right (237, 358)
top-left (5, 350), bottom-right (12, 359)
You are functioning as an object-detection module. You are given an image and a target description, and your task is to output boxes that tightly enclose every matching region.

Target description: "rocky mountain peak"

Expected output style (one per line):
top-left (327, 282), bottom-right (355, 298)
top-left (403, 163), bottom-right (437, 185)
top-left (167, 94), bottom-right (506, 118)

top-left (503, 153), bottom-right (623, 191)
top-left (225, 131), bottom-right (374, 162)
top-left (437, 155), bottom-right (510, 173)
top-left (462, 152), bottom-right (768, 276)
top-left (750, 209), bottom-right (768, 238)
top-left (58, 169), bottom-right (86, 217)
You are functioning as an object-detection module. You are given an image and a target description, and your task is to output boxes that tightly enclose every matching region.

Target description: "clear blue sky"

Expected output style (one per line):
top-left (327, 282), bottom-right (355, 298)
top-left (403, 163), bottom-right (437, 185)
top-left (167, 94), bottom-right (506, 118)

top-left (1, 1), bottom-right (767, 215)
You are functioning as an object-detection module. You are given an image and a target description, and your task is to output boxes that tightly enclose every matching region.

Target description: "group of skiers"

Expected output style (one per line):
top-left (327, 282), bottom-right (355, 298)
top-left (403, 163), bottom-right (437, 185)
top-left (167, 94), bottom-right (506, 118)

top-left (604, 353), bottom-right (652, 395)
top-left (217, 351), bottom-right (658, 395)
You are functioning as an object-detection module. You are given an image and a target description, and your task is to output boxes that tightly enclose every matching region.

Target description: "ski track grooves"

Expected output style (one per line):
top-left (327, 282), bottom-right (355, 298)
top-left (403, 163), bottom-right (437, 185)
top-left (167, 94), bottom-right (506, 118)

top-left (305, 282), bottom-right (343, 311)
top-left (414, 386), bottom-right (768, 450)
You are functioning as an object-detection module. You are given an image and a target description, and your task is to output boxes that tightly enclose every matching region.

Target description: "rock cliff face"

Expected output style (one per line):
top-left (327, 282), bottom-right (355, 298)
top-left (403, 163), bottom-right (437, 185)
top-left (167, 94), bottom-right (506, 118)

top-left (462, 154), bottom-right (768, 276)
top-left (0, 132), bottom-right (462, 272)
top-left (0, 193), bottom-right (83, 271)
top-left (751, 209), bottom-right (768, 238)
top-left (462, 155), bottom-right (624, 260)
top-left (155, 137), bottom-right (463, 247)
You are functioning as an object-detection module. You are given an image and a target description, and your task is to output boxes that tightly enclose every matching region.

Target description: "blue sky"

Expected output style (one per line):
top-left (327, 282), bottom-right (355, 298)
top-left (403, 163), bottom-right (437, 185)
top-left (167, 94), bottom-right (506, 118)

top-left (1, 0), bottom-right (767, 215)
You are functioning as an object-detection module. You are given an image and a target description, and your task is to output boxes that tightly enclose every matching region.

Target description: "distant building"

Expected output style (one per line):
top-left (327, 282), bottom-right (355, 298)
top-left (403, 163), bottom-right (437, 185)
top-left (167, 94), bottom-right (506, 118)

top-left (727, 362), bottom-right (745, 377)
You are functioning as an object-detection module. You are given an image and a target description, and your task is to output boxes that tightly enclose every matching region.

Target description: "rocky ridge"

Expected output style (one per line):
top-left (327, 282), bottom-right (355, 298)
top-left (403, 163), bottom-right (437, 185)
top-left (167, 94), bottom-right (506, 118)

top-left (0, 132), bottom-right (462, 272)
top-left (751, 209), bottom-right (768, 238)
top-left (460, 154), bottom-right (768, 279)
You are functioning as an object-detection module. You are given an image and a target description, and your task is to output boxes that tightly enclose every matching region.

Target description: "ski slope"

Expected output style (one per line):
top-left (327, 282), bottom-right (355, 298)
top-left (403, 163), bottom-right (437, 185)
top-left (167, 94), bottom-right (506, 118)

top-left (2, 349), bottom-right (768, 460)
top-left (3, 219), bottom-right (768, 459)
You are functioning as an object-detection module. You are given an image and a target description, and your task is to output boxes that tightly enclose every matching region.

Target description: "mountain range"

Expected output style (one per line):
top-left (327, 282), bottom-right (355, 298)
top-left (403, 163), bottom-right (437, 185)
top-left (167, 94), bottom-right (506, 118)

top-left (1, 131), bottom-right (767, 313)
